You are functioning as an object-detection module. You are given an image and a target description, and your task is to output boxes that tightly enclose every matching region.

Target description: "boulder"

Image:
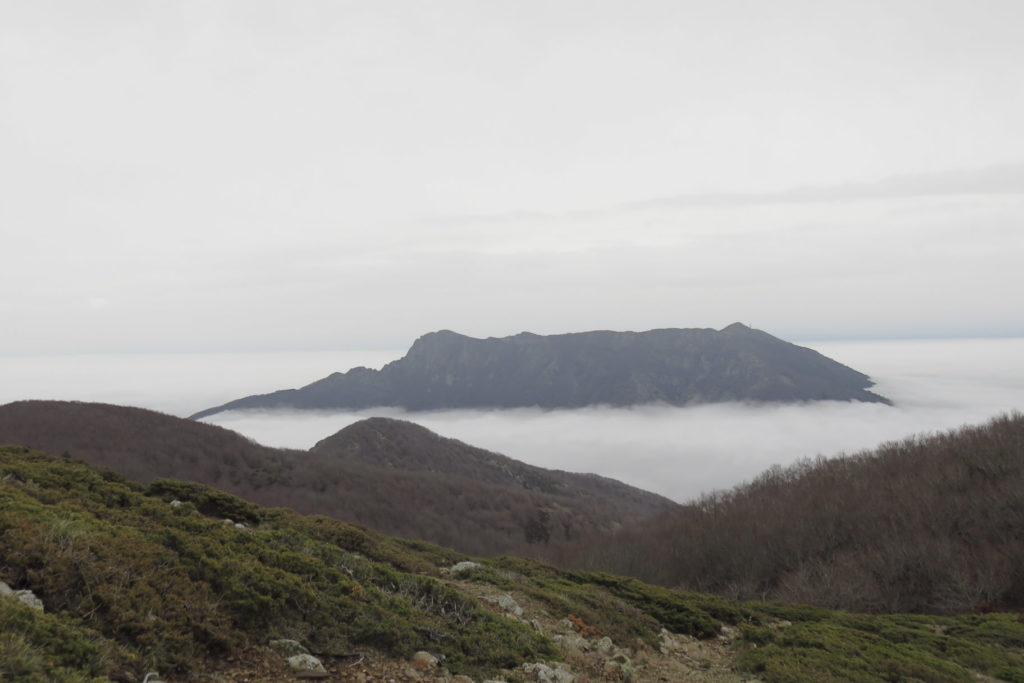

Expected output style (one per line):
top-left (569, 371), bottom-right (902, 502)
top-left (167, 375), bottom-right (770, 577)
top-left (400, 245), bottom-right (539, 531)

top-left (497, 593), bottom-right (523, 617)
top-left (658, 627), bottom-right (679, 654)
top-left (286, 653), bottom-right (327, 678)
top-left (15, 590), bottom-right (44, 611)
top-left (522, 662), bottom-right (574, 682)
top-left (552, 633), bottom-right (587, 651)
top-left (605, 652), bottom-right (634, 681)
top-left (1, 582), bottom-right (44, 611)
top-left (410, 650), bottom-right (439, 671)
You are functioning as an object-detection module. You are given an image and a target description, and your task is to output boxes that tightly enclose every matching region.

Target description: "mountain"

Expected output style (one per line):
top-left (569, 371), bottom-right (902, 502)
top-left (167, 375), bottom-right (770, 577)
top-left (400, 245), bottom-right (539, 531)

top-left (189, 323), bottom-right (891, 419)
top-left (4, 445), bottom-right (1024, 682)
top-left (0, 400), bottom-right (675, 557)
top-left (549, 412), bottom-right (1024, 616)
top-left (310, 417), bottom-right (668, 514)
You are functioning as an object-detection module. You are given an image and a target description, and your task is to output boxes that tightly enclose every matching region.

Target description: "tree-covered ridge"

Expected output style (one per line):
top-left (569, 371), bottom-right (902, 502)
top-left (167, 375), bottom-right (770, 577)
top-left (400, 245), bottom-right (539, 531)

top-left (551, 412), bottom-right (1024, 616)
top-left (3, 446), bottom-right (1024, 682)
top-left (0, 401), bottom-right (674, 559)
top-left (190, 323), bottom-right (889, 418)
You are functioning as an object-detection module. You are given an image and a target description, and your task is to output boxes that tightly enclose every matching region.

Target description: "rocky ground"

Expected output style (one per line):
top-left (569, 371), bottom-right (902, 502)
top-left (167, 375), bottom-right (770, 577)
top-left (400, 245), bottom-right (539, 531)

top-left (184, 569), bottom-right (764, 683)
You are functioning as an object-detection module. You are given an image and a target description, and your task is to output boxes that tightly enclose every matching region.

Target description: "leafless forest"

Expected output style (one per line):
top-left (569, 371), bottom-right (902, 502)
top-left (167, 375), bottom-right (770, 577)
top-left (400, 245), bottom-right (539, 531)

top-left (547, 413), bottom-right (1024, 615)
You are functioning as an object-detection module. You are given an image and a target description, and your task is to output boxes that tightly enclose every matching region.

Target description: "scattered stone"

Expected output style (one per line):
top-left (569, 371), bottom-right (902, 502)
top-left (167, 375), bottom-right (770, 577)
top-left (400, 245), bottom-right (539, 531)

top-left (452, 675), bottom-right (475, 683)
top-left (449, 561), bottom-right (482, 574)
top-left (658, 627), bottom-right (680, 654)
top-left (552, 633), bottom-right (587, 651)
top-left (233, 522), bottom-right (248, 530)
top-left (530, 618), bottom-right (544, 634)
top-left (169, 499), bottom-right (182, 507)
top-left (606, 652), bottom-right (634, 680)
top-left (522, 662), bottom-right (574, 682)
top-left (718, 624), bottom-right (739, 642)
top-left (14, 589), bottom-right (42, 610)
top-left (595, 636), bottom-right (614, 655)
top-left (268, 638), bottom-right (309, 657)
top-left (497, 593), bottom-right (523, 617)
top-left (410, 650), bottom-right (439, 671)
top-left (286, 653), bottom-right (327, 678)
top-left (1, 581), bottom-right (44, 612)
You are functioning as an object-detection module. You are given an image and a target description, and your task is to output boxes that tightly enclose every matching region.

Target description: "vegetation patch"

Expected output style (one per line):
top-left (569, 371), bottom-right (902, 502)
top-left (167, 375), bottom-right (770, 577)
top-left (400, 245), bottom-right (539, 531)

top-left (4, 445), bottom-right (1024, 682)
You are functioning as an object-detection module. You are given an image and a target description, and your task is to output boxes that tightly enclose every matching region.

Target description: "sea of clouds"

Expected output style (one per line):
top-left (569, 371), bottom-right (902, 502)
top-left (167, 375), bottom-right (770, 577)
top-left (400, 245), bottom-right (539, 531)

top-left (3, 338), bottom-right (1023, 503)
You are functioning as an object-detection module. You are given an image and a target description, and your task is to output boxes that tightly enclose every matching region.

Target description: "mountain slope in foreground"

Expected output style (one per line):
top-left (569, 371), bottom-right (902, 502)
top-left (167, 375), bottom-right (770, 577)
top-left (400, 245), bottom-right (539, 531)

top-left (190, 323), bottom-right (890, 419)
top-left (0, 400), bottom-right (675, 558)
top-left (3, 446), bottom-right (1024, 682)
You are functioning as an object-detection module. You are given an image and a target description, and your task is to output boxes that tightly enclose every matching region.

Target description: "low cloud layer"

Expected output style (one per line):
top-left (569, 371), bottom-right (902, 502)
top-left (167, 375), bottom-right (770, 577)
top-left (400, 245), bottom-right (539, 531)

top-left (203, 339), bottom-right (1024, 502)
top-left (3, 338), bottom-right (1021, 503)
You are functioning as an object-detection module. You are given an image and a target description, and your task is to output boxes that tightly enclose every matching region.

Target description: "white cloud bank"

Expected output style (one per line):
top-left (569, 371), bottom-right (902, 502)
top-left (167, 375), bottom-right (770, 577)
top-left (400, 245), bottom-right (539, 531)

top-left (199, 338), bottom-right (1024, 502)
top-left (2, 338), bottom-right (1022, 502)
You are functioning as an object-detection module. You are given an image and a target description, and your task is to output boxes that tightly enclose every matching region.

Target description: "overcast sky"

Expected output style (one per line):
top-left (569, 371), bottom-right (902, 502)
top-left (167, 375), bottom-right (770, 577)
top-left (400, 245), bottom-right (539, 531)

top-left (3, 1), bottom-right (1023, 354)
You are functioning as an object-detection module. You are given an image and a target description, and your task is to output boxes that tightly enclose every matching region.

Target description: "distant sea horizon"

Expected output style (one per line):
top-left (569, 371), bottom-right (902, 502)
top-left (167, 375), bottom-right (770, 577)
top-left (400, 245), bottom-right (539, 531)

top-left (2, 337), bottom-right (1023, 503)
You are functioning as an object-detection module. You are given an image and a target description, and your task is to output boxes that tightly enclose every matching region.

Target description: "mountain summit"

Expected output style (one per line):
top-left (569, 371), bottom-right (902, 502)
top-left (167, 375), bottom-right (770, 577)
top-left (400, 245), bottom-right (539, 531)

top-left (190, 324), bottom-right (890, 419)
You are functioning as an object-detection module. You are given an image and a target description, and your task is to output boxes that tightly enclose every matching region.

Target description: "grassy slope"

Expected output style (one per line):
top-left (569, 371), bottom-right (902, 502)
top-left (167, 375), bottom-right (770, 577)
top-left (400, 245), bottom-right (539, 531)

top-left (3, 446), bottom-right (1024, 682)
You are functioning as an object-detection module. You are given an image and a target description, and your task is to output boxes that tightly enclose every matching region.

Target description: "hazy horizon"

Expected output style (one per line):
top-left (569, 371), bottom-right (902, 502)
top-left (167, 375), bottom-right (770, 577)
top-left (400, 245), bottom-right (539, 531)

top-left (3, 336), bottom-right (1022, 503)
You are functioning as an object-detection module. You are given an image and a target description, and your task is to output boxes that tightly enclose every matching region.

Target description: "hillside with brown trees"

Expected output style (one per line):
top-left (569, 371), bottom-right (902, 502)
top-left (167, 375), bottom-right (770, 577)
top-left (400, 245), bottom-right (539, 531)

top-left (0, 400), bottom-right (675, 558)
top-left (548, 412), bottom-right (1024, 615)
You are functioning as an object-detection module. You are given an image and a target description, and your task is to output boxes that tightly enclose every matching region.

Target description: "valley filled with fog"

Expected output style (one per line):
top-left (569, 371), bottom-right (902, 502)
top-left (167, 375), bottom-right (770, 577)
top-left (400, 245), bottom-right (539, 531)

top-left (3, 337), bottom-right (1022, 503)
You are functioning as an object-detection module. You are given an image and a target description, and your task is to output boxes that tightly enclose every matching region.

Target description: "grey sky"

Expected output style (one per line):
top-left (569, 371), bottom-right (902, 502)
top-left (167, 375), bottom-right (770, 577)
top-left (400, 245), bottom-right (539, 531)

top-left (2, 1), bottom-right (1023, 353)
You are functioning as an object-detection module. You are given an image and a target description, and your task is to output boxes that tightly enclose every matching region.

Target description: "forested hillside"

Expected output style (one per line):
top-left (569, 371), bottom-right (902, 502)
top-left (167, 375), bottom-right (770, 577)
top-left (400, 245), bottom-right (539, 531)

top-left (551, 413), bottom-right (1024, 616)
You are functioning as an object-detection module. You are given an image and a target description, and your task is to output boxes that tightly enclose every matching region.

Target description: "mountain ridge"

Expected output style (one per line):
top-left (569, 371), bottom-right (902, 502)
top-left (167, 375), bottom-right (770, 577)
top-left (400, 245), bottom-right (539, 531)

top-left (0, 400), bottom-right (674, 557)
top-left (190, 323), bottom-right (890, 419)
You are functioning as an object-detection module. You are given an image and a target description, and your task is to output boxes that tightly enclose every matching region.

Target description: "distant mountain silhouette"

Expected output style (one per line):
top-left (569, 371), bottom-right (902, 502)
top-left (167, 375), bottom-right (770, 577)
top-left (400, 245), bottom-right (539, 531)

top-left (190, 323), bottom-right (890, 419)
top-left (0, 400), bottom-right (675, 557)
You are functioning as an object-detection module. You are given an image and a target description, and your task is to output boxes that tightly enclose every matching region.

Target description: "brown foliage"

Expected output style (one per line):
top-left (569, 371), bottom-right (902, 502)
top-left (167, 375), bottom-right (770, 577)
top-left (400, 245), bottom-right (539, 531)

top-left (566, 614), bottom-right (602, 639)
top-left (550, 412), bottom-right (1024, 615)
